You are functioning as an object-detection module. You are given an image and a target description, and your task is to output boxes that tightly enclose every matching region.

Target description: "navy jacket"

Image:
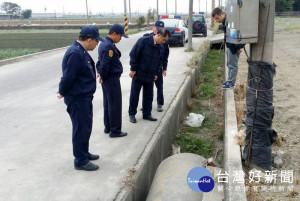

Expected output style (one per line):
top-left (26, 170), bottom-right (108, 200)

top-left (222, 19), bottom-right (245, 55)
top-left (130, 35), bottom-right (162, 83)
top-left (143, 32), bottom-right (170, 70)
top-left (59, 40), bottom-right (96, 105)
top-left (96, 36), bottom-right (123, 81)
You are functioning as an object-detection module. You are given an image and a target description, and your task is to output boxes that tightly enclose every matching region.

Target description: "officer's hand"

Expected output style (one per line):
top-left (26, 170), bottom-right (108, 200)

top-left (57, 92), bottom-right (63, 99)
top-left (163, 70), bottom-right (167, 77)
top-left (97, 74), bottom-right (103, 84)
top-left (154, 76), bottom-right (158, 81)
top-left (129, 71), bottom-right (136, 78)
top-left (237, 49), bottom-right (243, 54)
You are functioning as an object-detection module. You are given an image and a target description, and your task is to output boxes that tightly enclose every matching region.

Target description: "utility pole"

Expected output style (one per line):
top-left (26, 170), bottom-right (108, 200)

top-left (129, 0), bottom-right (131, 22)
top-left (166, 0), bottom-right (168, 14)
top-left (244, 0), bottom-right (275, 170)
top-left (124, 0), bottom-right (128, 35)
top-left (206, 1), bottom-right (207, 13)
top-left (211, 0), bottom-right (215, 27)
top-left (157, 0), bottom-right (159, 20)
top-left (175, 0), bottom-right (177, 15)
top-left (199, 0), bottom-right (200, 12)
top-left (188, 0), bottom-right (193, 50)
top-left (251, 0), bottom-right (274, 63)
top-left (85, 0), bottom-right (89, 24)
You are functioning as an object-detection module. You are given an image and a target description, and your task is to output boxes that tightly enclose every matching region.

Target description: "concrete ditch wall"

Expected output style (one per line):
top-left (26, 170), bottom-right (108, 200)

top-left (223, 51), bottom-right (247, 201)
top-left (115, 43), bottom-right (210, 201)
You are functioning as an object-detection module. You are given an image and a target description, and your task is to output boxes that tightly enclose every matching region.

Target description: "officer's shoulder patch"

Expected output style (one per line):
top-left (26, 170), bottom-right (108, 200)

top-left (109, 50), bottom-right (113, 57)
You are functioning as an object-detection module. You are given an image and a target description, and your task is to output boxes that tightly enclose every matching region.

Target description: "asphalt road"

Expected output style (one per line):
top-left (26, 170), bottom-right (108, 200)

top-left (0, 30), bottom-right (209, 200)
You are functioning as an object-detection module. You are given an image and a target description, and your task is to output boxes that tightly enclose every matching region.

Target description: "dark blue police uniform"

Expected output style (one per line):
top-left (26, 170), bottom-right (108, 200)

top-left (128, 35), bottom-right (162, 117)
top-left (96, 36), bottom-right (123, 134)
top-left (143, 32), bottom-right (169, 107)
top-left (155, 38), bottom-right (169, 106)
top-left (59, 40), bottom-right (96, 167)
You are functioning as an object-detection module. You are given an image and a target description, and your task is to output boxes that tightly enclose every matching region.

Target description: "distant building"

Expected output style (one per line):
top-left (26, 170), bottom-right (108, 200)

top-left (0, 13), bottom-right (12, 20)
top-left (31, 13), bottom-right (57, 19)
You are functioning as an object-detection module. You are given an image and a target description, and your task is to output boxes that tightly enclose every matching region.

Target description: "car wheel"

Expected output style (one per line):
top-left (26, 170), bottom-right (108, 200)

top-left (180, 35), bottom-right (185, 47)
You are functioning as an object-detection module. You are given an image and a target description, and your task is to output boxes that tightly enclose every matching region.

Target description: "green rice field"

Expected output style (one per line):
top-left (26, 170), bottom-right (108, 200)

top-left (0, 29), bottom-right (138, 60)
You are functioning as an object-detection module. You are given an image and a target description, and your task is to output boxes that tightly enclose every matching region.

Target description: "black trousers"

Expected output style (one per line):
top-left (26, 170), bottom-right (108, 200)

top-left (129, 77), bottom-right (154, 117)
top-left (66, 98), bottom-right (93, 167)
top-left (154, 68), bottom-right (164, 105)
top-left (102, 77), bottom-right (122, 134)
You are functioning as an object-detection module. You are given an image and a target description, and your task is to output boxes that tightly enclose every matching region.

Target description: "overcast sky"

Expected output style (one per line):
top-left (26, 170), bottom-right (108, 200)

top-left (0, 0), bottom-right (223, 14)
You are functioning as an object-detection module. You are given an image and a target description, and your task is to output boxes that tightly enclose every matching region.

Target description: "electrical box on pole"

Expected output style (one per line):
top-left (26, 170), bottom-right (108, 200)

top-left (226, 0), bottom-right (259, 44)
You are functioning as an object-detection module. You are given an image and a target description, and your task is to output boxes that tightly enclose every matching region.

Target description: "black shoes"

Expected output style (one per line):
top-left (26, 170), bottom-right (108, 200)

top-left (129, 116), bottom-right (137, 123)
top-left (143, 115), bottom-right (157, 121)
top-left (88, 153), bottom-right (99, 160)
top-left (157, 105), bottom-right (163, 112)
top-left (75, 162), bottom-right (99, 171)
top-left (104, 127), bottom-right (110, 134)
top-left (109, 131), bottom-right (127, 138)
top-left (130, 115), bottom-right (157, 122)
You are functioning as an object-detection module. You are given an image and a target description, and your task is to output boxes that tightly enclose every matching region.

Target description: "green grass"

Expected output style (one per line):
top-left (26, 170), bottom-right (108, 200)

top-left (200, 49), bottom-right (225, 98)
top-left (0, 33), bottom-right (78, 50)
top-left (0, 49), bottom-right (41, 60)
top-left (0, 28), bottom-right (139, 34)
top-left (0, 29), bottom-right (139, 60)
top-left (174, 49), bottom-right (225, 159)
top-left (174, 134), bottom-right (214, 158)
top-left (275, 17), bottom-right (300, 30)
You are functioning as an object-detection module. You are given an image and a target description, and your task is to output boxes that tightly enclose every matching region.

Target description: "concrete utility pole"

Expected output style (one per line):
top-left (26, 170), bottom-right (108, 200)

top-left (245, 0), bottom-right (275, 170)
top-left (206, 1), bottom-right (207, 13)
top-left (251, 0), bottom-right (274, 62)
top-left (211, 0), bottom-right (215, 27)
top-left (166, 0), bottom-right (168, 14)
top-left (124, 0), bottom-right (128, 35)
top-left (199, 0), bottom-right (201, 12)
top-left (175, 0), bottom-right (177, 15)
top-left (85, 0), bottom-right (89, 24)
top-left (129, 0), bottom-right (132, 22)
top-left (157, 0), bottom-right (159, 20)
top-left (188, 0), bottom-right (193, 50)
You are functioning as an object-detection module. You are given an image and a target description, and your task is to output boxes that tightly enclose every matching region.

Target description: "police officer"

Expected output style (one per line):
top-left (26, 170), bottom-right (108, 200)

top-left (96, 24), bottom-right (128, 138)
top-left (57, 25), bottom-right (105, 171)
top-left (152, 21), bottom-right (169, 112)
top-left (128, 28), bottom-right (171, 123)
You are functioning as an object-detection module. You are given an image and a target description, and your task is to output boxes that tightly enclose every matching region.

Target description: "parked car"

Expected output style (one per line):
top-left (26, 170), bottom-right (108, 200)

top-left (186, 13), bottom-right (207, 37)
top-left (160, 15), bottom-right (188, 47)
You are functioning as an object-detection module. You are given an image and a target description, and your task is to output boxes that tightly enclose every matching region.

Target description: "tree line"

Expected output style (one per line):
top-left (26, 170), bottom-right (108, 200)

top-left (1, 0), bottom-right (299, 20)
top-left (276, 0), bottom-right (300, 12)
top-left (1, 2), bottom-right (31, 19)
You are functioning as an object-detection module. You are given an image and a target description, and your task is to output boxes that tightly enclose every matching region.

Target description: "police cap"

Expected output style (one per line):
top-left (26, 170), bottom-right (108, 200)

top-left (110, 24), bottom-right (129, 38)
top-left (80, 25), bottom-right (105, 42)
